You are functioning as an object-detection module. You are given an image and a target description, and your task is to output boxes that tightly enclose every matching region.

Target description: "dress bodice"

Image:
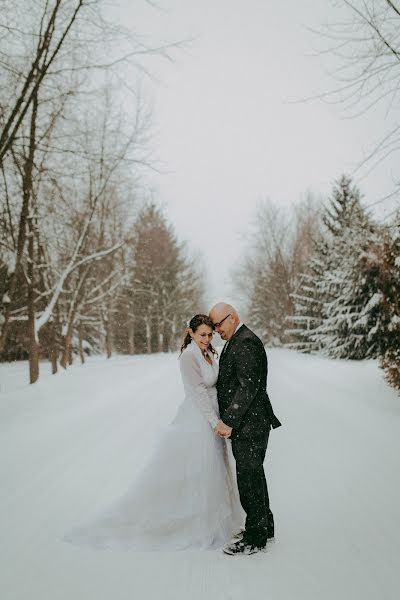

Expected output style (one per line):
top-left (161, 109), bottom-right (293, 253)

top-left (192, 344), bottom-right (218, 388)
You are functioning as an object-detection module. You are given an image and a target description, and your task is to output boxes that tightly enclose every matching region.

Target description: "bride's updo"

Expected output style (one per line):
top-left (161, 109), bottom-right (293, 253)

top-left (180, 314), bottom-right (218, 356)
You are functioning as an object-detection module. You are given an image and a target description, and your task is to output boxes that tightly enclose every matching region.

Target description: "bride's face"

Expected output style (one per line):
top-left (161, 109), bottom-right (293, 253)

top-left (190, 324), bottom-right (214, 353)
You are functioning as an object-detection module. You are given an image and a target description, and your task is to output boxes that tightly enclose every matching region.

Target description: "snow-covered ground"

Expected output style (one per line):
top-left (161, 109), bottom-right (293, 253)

top-left (1, 349), bottom-right (399, 600)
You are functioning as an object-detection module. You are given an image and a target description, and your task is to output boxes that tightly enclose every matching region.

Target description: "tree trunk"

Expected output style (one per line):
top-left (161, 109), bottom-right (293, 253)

top-left (60, 320), bottom-right (75, 369)
top-left (26, 90), bottom-right (39, 384)
top-left (68, 340), bottom-right (73, 366)
top-left (163, 325), bottom-right (170, 353)
top-left (27, 220), bottom-right (39, 384)
top-left (78, 321), bottom-right (85, 364)
top-left (60, 332), bottom-right (74, 368)
top-left (145, 317), bottom-right (151, 354)
top-left (51, 352), bottom-right (58, 374)
top-left (104, 301), bottom-right (113, 359)
top-left (158, 317), bottom-right (164, 353)
top-left (0, 95), bottom-right (38, 354)
top-left (48, 321), bottom-right (58, 374)
top-left (128, 319), bottom-right (135, 354)
top-left (106, 318), bottom-right (113, 358)
top-left (60, 333), bottom-right (70, 369)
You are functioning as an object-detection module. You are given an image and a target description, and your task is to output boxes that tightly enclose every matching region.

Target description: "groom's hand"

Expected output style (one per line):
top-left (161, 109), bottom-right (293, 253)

top-left (214, 420), bottom-right (232, 439)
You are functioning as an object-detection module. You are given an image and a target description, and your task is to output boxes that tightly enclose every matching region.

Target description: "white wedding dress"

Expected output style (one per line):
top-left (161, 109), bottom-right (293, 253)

top-left (64, 342), bottom-right (244, 551)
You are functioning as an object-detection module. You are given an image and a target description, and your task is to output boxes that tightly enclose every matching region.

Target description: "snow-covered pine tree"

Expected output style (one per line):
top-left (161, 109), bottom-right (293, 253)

top-left (285, 245), bottom-right (327, 352)
top-left (311, 180), bottom-right (400, 360)
top-left (287, 175), bottom-right (377, 357)
top-left (313, 223), bottom-right (382, 359)
top-left (310, 177), bottom-right (387, 358)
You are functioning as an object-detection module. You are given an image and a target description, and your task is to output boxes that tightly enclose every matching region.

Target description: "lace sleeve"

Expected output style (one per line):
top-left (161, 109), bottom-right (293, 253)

top-left (179, 350), bottom-right (220, 429)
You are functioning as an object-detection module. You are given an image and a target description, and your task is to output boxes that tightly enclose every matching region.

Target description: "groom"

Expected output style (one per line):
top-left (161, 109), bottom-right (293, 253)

top-left (209, 303), bottom-right (282, 556)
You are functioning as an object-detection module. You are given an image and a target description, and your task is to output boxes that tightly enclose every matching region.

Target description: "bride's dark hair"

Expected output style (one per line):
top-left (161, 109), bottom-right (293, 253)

top-left (180, 314), bottom-right (218, 356)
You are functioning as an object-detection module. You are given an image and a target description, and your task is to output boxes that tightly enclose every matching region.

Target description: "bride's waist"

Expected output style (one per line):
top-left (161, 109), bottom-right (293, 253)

top-left (181, 389), bottom-right (218, 410)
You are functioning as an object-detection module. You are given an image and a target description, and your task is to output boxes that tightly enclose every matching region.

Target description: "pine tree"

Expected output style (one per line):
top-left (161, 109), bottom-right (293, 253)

top-left (287, 175), bottom-right (376, 357)
top-left (114, 203), bottom-right (203, 354)
top-left (312, 222), bottom-right (381, 359)
top-left (286, 245), bottom-right (328, 352)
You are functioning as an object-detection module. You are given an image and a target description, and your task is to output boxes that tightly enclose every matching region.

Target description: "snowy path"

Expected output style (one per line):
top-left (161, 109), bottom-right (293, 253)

top-left (1, 350), bottom-right (400, 600)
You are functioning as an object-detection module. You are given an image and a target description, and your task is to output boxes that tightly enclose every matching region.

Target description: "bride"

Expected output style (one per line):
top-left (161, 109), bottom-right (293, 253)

top-left (64, 314), bottom-right (244, 551)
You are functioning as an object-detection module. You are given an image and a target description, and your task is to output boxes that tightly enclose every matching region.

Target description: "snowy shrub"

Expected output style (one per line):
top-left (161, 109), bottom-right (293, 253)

top-left (380, 349), bottom-right (400, 392)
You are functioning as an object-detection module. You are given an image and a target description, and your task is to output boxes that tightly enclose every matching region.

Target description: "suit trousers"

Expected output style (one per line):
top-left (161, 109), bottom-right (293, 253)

top-left (231, 430), bottom-right (273, 546)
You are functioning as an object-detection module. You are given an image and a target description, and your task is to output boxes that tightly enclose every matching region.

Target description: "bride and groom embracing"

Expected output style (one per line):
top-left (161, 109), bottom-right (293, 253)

top-left (65, 303), bottom-right (282, 556)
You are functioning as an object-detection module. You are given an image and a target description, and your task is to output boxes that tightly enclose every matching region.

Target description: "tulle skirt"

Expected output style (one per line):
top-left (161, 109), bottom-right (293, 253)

top-left (64, 399), bottom-right (244, 551)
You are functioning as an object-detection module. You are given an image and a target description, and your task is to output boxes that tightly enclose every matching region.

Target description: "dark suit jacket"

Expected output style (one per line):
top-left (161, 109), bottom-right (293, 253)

top-left (217, 324), bottom-right (282, 439)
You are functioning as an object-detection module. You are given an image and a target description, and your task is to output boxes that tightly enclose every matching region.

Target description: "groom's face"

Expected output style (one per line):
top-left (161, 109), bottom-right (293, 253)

top-left (214, 314), bottom-right (235, 341)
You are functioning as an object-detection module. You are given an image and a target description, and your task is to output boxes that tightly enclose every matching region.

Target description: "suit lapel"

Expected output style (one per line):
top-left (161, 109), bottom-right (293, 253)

top-left (220, 341), bottom-right (229, 361)
top-left (219, 324), bottom-right (246, 363)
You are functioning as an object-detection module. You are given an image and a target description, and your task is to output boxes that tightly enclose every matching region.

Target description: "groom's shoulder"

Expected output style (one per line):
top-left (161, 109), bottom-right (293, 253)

top-left (237, 325), bottom-right (265, 351)
top-left (239, 324), bottom-right (260, 342)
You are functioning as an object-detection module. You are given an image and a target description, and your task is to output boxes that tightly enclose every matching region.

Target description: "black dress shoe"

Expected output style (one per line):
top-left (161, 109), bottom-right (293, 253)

top-left (231, 528), bottom-right (245, 541)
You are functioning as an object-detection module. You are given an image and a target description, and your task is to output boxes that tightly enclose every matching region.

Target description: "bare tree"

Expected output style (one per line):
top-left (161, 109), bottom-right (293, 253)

top-left (0, 1), bottom-right (168, 378)
top-left (0, 0), bottom-right (180, 354)
top-left (317, 1), bottom-right (400, 191)
top-left (234, 195), bottom-right (322, 345)
top-left (0, 1), bottom-right (87, 164)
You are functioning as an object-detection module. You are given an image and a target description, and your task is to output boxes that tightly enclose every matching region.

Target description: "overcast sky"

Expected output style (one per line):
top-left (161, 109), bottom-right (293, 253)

top-left (110, 0), bottom-right (398, 308)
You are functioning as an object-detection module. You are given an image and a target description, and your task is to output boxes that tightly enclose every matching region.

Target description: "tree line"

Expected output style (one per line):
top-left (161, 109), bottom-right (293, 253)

top-left (236, 176), bottom-right (400, 390)
top-left (238, 0), bottom-right (400, 391)
top-left (0, 1), bottom-right (202, 383)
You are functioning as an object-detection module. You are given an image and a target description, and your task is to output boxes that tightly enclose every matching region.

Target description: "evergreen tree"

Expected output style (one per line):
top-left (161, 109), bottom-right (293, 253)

top-left (114, 203), bottom-right (204, 354)
top-left (288, 175), bottom-right (376, 357)
top-left (312, 222), bottom-right (381, 359)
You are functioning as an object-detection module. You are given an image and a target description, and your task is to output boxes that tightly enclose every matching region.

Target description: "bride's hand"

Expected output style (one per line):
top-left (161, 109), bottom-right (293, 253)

top-left (214, 420), bottom-right (232, 438)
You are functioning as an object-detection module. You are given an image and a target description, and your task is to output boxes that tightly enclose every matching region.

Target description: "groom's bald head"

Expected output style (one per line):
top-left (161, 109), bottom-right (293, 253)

top-left (209, 302), bottom-right (240, 341)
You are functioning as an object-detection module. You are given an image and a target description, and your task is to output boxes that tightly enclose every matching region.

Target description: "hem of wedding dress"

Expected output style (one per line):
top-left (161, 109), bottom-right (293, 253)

top-left (63, 508), bottom-right (240, 552)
